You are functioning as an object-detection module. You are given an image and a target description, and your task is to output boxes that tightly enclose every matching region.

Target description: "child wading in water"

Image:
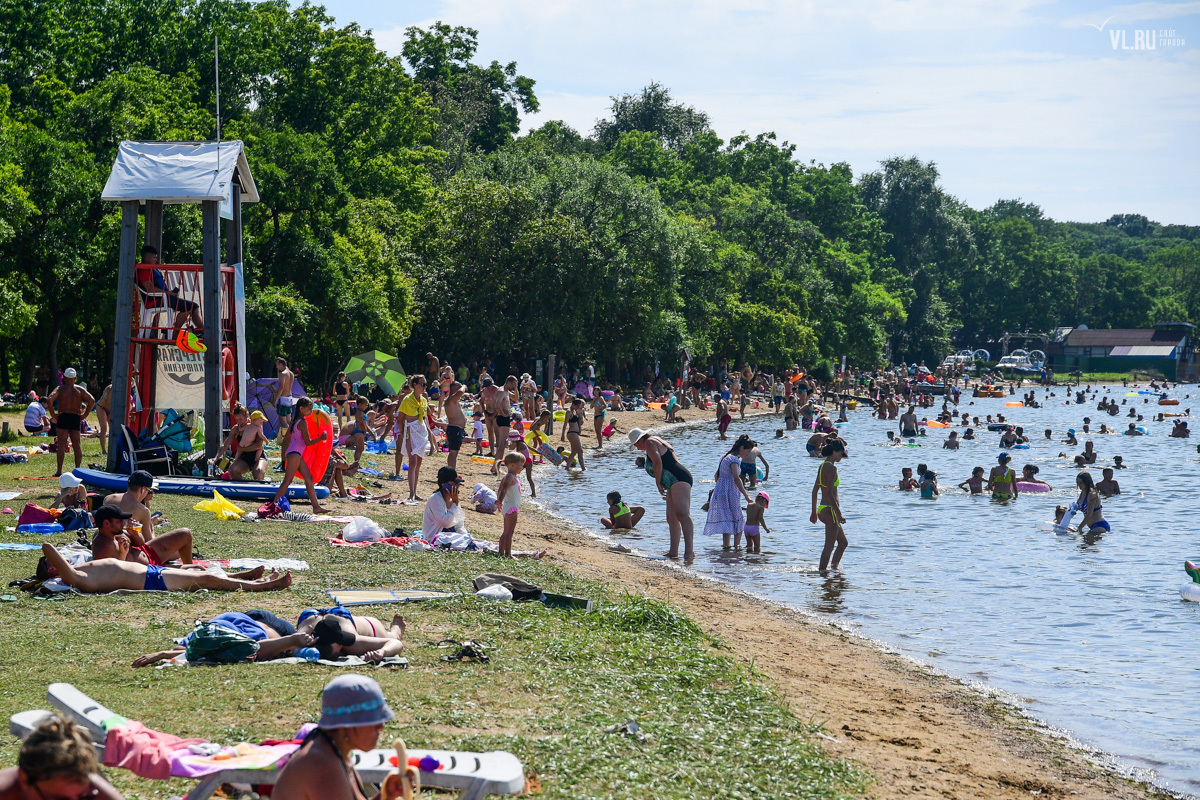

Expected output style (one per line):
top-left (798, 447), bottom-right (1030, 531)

top-left (272, 398), bottom-right (330, 514)
top-left (496, 452), bottom-right (524, 557)
top-left (958, 467), bottom-right (985, 494)
top-left (744, 491), bottom-right (770, 553)
top-left (600, 491), bottom-right (646, 530)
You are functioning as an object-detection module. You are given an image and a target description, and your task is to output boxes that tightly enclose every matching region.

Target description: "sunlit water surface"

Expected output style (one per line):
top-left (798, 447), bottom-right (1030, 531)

top-left (533, 390), bottom-right (1200, 794)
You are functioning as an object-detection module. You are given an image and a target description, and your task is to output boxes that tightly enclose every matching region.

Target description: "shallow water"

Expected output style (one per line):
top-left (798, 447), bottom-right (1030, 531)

top-left (533, 390), bottom-right (1200, 794)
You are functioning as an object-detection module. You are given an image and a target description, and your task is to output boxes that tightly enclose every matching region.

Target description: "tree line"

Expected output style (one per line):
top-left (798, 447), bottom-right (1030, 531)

top-left (2, 0), bottom-right (1198, 393)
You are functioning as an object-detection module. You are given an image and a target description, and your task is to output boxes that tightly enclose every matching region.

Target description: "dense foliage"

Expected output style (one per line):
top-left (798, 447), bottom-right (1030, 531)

top-left (2, 0), bottom-right (1198, 391)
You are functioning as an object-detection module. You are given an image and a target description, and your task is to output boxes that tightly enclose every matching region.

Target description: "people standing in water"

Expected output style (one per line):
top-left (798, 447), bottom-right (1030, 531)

top-left (272, 398), bottom-right (330, 514)
top-left (744, 491), bottom-right (770, 553)
top-left (592, 394), bottom-right (607, 449)
top-left (715, 395), bottom-right (732, 439)
top-left (959, 466), bottom-right (985, 494)
top-left (703, 435), bottom-right (757, 549)
top-left (630, 428), bottom-right (695, 560)
top-left (1073, 471), bottom-right (1110, 532)
top-left (986, 452), bottom-right (1019, 500)
top-left (560, 397), bottom-right (586, 472)
top-left (810, 438), bottom-right (848, 572)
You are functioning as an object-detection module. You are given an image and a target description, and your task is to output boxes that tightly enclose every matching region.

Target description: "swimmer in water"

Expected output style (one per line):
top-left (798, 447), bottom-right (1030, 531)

top-left (1112, 455), bottom-right (1127, 469)
top-left (1064, 429), bottom-right (1078, 446)
top-left (958, 467), bottom-right (985, 494)
top-left (743, 491), bottom-right (769, 554)
top-left (886, 431), bottom-right (900, 446)
top-left (899, 467), bottom-right (917, 491)
top-left (920, 470), bottom-right (939, 498)
top-left (943, 430), bottom-right (960, 449)
top-left (1124, 422), bottom-right (1144, 436)
top-left (1095, 468), bottom-right (1121, 496)
top-left (1072, 471), bottom-right (1110, 533)
top-left (986, 452), bottom-right (1019, 500)
top-left (963, 427), bottom-right (975, 441)
top-left (1020, 463), bottom-right (1051, 490)
top-left (1044, 428), bottom-right (1053, 439)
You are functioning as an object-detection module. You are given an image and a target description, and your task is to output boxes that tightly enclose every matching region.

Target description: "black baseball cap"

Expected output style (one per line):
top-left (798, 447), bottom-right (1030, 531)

top-left (94, 504), bottom-right (133, 525)
top-left (127, 470), bottom-right (157, 490)
top-left (436, 466), bottom-right (464, 485)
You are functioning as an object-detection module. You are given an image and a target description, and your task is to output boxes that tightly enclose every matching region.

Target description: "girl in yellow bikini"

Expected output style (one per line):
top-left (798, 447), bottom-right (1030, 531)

top-left (810, 438), bottom-right (848, 572)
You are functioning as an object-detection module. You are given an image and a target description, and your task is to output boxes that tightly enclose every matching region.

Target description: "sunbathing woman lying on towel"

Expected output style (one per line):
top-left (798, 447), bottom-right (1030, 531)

top-left (295, 609), bottom-right (407, 663)
top-left (38, 543), bottom-right (292, 593)
top-left (132, 610), bottom-right (315, 668)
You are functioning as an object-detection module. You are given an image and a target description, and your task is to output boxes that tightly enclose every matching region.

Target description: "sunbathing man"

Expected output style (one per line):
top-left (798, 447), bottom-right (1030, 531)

top-left (39, 542), bottom-right (290, 593)
top-left (132, 610), bottom-right (315, 667)
top-left (103, 470), bottom-right (191, 545)
top-left (89, 504), bottom-right (194, 566)
top-left (295, 610), bottom-right (407, 663)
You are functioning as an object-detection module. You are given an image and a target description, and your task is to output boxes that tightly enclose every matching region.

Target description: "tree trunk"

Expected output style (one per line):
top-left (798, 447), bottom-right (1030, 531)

top-left (48, 313), bottom-right (63, 390)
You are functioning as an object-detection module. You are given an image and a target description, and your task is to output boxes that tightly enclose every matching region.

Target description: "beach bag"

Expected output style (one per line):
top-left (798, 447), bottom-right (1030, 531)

top-left (57, 508), bottom-right (93, 531)
top-left (472, 573), bottom-right (543, 602)
top-left (184, 621), bottom-right (260, 664)
top-left (17, 504), bottom-right (55, 526)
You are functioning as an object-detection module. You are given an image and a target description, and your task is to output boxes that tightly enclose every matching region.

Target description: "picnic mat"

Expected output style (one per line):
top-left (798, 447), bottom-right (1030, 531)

top-left (327, 589), bottom-right (456, 606)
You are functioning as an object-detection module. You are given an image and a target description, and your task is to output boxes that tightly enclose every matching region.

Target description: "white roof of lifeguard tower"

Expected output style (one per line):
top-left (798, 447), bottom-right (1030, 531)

top-left (101, 141), bottom-right (259, 208)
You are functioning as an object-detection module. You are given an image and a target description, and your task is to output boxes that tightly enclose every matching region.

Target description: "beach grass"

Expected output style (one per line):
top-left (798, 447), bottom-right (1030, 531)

top-left (0, 438), bottom-right (864, 799)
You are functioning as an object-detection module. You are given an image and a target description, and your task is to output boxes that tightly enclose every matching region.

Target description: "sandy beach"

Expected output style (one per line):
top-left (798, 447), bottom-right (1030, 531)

top-left (443, 402), bottom-right (1165, 799)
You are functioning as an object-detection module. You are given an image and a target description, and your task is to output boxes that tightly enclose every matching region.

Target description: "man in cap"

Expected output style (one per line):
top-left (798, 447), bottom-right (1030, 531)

top-left (90, 504), bottom-right (194, 566)
top-left (274, 675), bottom-right (415, 800)
top-left (46, 368), bottom-right (94, 477)
top-left (38, 542), bottom-right (291, 594)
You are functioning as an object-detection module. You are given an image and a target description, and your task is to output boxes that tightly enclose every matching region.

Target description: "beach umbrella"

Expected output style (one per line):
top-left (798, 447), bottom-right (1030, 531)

top-left (344, 351), bottom-right (406, 395)
top-left (246, 378), bottom-right (308, 438)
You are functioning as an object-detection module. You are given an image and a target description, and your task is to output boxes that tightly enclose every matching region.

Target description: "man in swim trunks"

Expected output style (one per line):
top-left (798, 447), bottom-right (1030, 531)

top-left (899, 405), bottom-right (919, 439)
top-left (38, 542), bottom-right (290, 593)
top-left (1095, 467), bottom-right (1121, 496)
top-left (47, 368), bottom-right (94, 477)
top-left (443, 380), bottom-right (467, 470)
top-left (272, 357), bottom-right (297, 444)
top-left (490, 376), bottom-right (517, 474)
top-left (479, 375), bottom-right (500, 457)
top-left (90, 504), bottom-right (194, 566)
top-left (296, 609), bottom-right (407, 662)
top-left (131, 609), bottom-right (313, 667)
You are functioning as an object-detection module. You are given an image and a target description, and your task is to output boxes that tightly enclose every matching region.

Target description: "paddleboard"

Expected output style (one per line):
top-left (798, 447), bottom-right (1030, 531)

top-left (303, 408), bottom-right (334, 482)
top-left (72, 467), bottom-right (329, 500)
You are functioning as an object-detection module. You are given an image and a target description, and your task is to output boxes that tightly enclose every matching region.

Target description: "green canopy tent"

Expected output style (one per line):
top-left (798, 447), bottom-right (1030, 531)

top-left (344, 351), bottom-right (406, 395)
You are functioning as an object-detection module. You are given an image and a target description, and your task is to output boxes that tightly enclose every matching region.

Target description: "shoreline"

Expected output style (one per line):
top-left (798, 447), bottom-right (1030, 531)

top-left (446, 402), bottom-right (1178, 800)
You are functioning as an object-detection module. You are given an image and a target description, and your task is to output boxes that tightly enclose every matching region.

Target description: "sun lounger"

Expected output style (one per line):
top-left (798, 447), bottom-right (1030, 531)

top-left (14, 684), bottom-right (524, 799)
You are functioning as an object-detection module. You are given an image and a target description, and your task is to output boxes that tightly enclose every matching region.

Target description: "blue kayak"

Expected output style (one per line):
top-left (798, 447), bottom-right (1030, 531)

top-left (72, 467), bottom-right (330, 500)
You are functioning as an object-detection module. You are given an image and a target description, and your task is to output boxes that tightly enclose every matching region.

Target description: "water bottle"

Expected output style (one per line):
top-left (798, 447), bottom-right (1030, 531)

top-left (296, 647), bottom-right (320, 662)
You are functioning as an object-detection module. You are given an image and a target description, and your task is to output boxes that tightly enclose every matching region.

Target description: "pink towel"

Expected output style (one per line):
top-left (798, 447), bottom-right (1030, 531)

top-left (103, 721), bottom-right (208, 780)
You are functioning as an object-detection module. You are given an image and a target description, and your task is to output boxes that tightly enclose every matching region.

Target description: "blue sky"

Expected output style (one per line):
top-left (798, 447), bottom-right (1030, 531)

top-left (312, 1), bottom-right (1199, 225)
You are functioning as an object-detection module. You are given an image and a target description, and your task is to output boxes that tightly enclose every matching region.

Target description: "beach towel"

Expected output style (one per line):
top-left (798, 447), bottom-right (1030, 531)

top-left (403, 419), bottom-right (428, 457)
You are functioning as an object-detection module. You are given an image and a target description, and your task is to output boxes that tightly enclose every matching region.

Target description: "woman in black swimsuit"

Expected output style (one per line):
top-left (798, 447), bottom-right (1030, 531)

top-left (333, 371), bottom-right (351, 427)
top-left (559, 397), bottom-right (586, 471)
top-left (629, 428), bottom-right (694, 559)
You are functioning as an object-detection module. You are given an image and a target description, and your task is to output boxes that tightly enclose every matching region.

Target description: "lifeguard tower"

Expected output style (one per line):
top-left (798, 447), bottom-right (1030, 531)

top-left (100, 141), bottom-right (257, 472)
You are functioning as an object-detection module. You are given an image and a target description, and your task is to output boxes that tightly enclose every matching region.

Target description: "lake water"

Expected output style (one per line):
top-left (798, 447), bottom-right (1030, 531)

top-left (532, 389), bottom-right (1200, 795)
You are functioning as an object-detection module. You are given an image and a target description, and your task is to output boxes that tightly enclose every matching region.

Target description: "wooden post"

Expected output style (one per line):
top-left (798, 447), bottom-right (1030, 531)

top-left (144, 200), bottom-right (163, 255)
top-left (107, 201), bottom-right (140, 471)
top-left (201, 200), bottom-right (222, 458)
top-left (224, 186), bottom-right (242, 264)
top-left (546, 353), bottom-right (556, 435)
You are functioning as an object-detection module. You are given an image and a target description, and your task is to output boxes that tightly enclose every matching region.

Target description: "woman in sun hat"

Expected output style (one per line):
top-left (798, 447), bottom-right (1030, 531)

top-left (274, 674), bottom-right (416, 800)
top-left (629, 428), bottom-right (695, 560)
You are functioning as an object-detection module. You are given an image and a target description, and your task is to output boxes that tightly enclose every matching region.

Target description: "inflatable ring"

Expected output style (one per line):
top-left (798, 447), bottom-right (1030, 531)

top-left (525, 430), bottom-right (548, 447)
top-left (1180, 582), bottom-right (1200, 602)
top-left (221, 347), bottom-right (235, 401)
top-left (553, 410), bottom-right (566, 421)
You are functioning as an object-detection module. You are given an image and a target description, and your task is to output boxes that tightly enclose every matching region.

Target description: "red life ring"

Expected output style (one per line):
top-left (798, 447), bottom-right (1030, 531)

top-left (221, 347), bottom-right (235, 400)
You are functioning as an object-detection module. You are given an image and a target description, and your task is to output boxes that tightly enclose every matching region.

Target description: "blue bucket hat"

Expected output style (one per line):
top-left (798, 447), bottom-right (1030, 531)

top-left (319, 675), bottom-right (395, 729)
top-left (997, 451), bottom-right (1011, 461)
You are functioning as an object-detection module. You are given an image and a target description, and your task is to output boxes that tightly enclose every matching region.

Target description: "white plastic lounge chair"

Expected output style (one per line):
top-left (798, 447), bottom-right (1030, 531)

top-left (11, 683), bottom-right (524, 800)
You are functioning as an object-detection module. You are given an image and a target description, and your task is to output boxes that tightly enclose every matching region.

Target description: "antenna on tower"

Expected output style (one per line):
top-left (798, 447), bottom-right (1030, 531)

top-left (214, 34), bottom-right (221, 174)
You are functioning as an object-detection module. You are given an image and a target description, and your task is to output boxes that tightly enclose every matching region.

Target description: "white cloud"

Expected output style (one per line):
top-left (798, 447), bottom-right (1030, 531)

top-left (1061, 0), bottom-right (1200, 28)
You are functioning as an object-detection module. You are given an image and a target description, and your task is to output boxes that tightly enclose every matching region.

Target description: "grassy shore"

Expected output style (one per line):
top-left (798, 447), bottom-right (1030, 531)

top-left (0, 435), bottom-right (863, 800)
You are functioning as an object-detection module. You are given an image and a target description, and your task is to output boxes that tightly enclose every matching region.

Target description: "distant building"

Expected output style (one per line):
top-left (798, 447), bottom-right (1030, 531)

top-left (1047, 322), bottom-right (1197, 380)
